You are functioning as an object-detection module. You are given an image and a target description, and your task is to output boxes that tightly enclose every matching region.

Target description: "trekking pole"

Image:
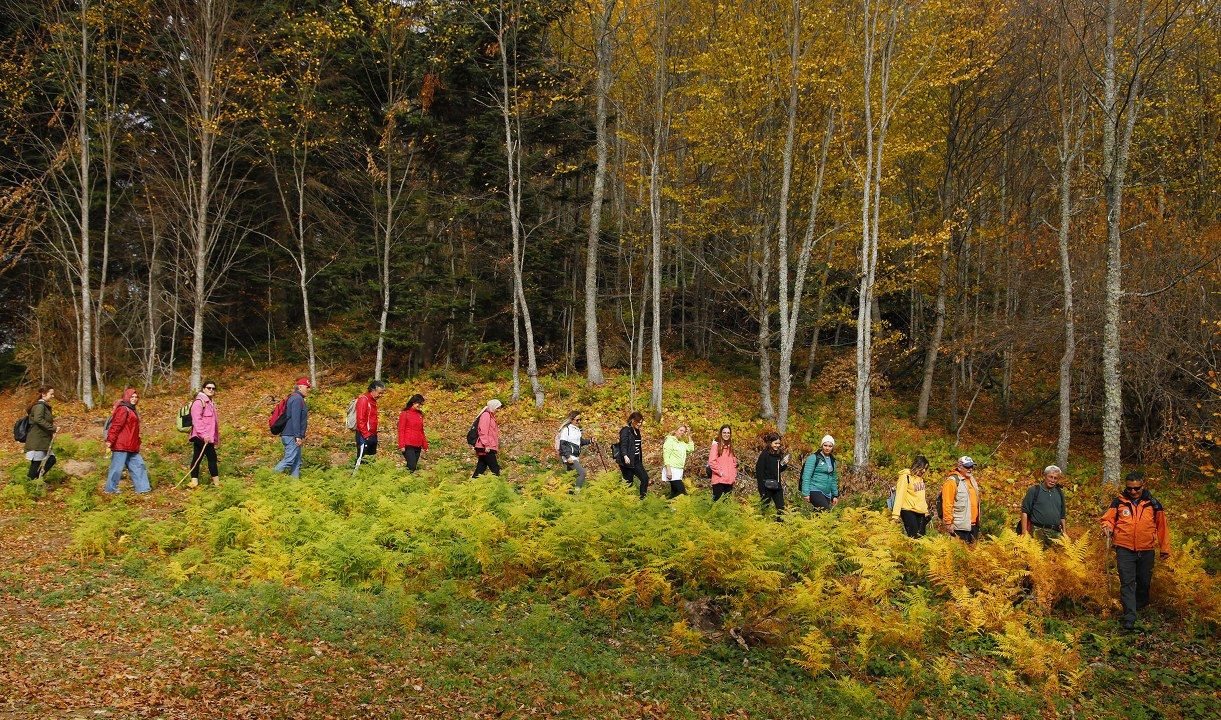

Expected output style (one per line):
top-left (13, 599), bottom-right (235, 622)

top-left (34, 433), bottom-right (55, 479)
top-left (175, 442), bottom-right (211, 488)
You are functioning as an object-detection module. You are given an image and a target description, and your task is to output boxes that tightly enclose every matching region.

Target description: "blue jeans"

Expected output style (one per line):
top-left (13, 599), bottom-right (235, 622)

top-left (105, 451), bottom-right (151, 494)
top-left (274, 436), bottom-right (302, 477)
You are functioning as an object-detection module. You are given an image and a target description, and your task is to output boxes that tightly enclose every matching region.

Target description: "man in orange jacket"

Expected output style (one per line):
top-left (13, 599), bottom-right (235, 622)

top-left (1099, 471), bottom-right (1171, 631)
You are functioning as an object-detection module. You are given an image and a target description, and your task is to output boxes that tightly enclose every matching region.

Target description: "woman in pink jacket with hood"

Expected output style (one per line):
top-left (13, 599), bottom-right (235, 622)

top-left (188, 380), bottom-right (220, 487)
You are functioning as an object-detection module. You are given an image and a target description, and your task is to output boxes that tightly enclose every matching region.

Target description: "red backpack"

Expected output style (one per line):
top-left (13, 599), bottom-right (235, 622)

top-left (268, 396), bottom-right (291, 435)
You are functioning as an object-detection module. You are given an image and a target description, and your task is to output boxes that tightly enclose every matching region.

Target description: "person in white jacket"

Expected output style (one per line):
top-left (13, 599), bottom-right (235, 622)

top-left (556, 411), bottom-right (593, 490)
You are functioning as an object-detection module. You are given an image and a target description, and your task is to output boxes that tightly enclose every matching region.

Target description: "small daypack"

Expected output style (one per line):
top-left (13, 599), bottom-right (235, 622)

top-left (175, 400), bottom-right (195, 433)
top-left (268, 396), bottom-right (290, 435)
top-left (886, 488), bottom-right (897, 512)
top-left (13, 416), bottom-right (30, 443)
top-left (611, 441), bottom-right (624, 464)
top-left (345, 398), bottom-right (359, 431)
top-left (466, 411), bottom-right (485, 446)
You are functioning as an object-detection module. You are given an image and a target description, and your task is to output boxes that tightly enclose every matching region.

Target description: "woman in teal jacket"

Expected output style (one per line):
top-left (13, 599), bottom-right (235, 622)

top-left (800, 434), bottom-right (839, 511)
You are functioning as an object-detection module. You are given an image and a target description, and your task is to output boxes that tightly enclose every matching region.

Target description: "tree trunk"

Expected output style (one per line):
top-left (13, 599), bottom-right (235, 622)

top-left (915, 243), bottom-right (948, 426)
top-left (584, 0), bottom-right (615, 386)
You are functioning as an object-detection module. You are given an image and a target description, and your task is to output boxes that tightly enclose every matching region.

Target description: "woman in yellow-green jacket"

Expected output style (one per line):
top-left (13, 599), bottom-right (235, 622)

top-left (891, 455), bottom-right (931, 537)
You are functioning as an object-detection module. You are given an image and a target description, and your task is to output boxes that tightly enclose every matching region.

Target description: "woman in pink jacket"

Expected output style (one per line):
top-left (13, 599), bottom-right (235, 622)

top-left (188, 380), bottom-right (220, 487)
top-left (472, 399), bottom-right (502, 477)
top-left (708, 425), bottom-right (738, 501)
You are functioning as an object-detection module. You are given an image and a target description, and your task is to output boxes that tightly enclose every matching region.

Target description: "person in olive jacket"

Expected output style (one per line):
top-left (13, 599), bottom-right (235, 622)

top-left (24, 386), bottom-right (58, 479)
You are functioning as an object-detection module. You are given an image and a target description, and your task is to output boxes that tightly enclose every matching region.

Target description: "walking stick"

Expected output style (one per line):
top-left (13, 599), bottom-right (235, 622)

top-left (34, 433), bottom-right (55, 479)
top-left (175, 442), bottom-right (211, 488)
top-left (590, 438), bottom-right (610, 474)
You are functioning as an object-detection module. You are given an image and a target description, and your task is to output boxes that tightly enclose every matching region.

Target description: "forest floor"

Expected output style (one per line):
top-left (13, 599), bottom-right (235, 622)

top-left (0, 360), bottom-right (1217, 719)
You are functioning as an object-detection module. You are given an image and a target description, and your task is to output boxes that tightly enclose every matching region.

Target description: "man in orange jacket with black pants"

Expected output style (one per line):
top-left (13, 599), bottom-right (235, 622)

top-left (1100, 471), bottom-right (1171, 632)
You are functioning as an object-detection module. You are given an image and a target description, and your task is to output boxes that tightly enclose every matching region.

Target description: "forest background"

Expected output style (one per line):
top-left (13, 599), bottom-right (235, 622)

top-left (0, 0), bottom-right (1219, 717)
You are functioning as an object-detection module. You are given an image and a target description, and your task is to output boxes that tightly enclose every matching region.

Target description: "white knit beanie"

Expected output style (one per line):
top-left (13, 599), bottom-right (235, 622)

top-left (821, 435), bottom-right (835, 447)
top-left (487, 399), bottom-right (503, 411)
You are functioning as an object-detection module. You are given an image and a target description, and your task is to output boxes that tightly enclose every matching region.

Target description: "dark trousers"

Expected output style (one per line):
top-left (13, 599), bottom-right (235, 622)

top-left (28, 455), bottom-right (56, 479)
top-left (712, 483), bottom-right (733, 501)
top-left (1115, 547), bottom-right (1155, 625)
top-left (620, 462), bottom-right (649, 498)
top-left (954, 526), bottom-right (979, 543)
top-left (402, 445), bottom-right (422, 471)
top-left (900, 509), bottom-right (928, 538)
top-left (189, 438), bottom-right (218, 479)
top-left (668, 479), bottom-right (686, 498)
top-left (355, 432), bottom-right (378, 463)
top-left (808, 491), bottom-right (833, 511)
top-left (473, 450), bottom-right (500, 477)
top-left (758, 482), bottom-right (785, 520)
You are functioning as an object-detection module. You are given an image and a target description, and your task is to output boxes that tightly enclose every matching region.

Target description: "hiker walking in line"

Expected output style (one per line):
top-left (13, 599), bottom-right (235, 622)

top-left (187, 381), bottom-right (220, 488)
top-left (1100, 472), bottom-right (1171, 632)
top-left (661, 423), bottom-right (695, 499)
top-left (1021, 465), bottom-right (1067, 545)
top-left (617, 411), bottom-right (649, 498)
top-left (891, 454), bottom-right (930, 537)
top-left (800, 435), bottom-right (839, 511)
top-left (353, 380), bottom-right (385, 468)
top-left (23, 386), bottom-right (58, 480)
top-left (396, 394), bottom-right (428, 472)
top-left (273, 377), bottom-right (311, 478)
top-left (755, 432), bottom-right (790, 520)
top-left (556, 410), bottom-right (592, 490)
top-left (104, 387), bottom-right (151, 494)
top-left (471, 399), bottom-right (502, 477)
top-left (708, 425), bottom-right (738, 502)
top-left (940, 456), bottom-right (980, 542)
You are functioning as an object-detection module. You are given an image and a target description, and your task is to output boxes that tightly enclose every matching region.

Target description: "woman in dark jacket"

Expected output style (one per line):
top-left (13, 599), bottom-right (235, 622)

top-left (618, 411), bottom-right (648, 498)
top-left (24, 386), bottom-right (58, 479)
top-left (755, 432), bottom-right (790, 521)
top-left (396, 394), bottom-right (429, 471)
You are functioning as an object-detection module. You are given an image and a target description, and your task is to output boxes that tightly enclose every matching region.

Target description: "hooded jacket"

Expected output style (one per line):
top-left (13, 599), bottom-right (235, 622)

top-left (476, 409), bottom-right (500, 451)
top-left (106, 389), bottom-right (141, 453)
top-left (189, 391), bottom-right (219, 445)
top-left (24, 400), bottom-right (54, 453)
top-left (708, 440), bottom-right (738, 485)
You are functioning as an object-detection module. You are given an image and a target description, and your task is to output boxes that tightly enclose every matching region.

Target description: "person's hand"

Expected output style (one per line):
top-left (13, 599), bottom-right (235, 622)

top-left (1101, 526), bottom-right (1113, 538)
top-left (831, 497), bottom-right (839, 505)
top-left (944, 523), bottom-right (954, 534)
top-left (1160, 552), bottom-right (1170, 561)
top-left (295, 437), bottom-right (304, 447)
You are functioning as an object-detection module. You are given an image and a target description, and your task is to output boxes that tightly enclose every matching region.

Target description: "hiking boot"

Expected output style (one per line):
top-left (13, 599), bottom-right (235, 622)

top-left (211, 478), bottom-right (221, 488)
top-left (188, 478), bottom-right (199, 488)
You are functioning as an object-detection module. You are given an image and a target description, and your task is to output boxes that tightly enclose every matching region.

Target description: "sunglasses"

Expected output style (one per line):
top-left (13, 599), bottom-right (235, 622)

top-left (204, 386), bottom-right (217, 391)
top-left (1124, 485), bottom-right (1143, 492)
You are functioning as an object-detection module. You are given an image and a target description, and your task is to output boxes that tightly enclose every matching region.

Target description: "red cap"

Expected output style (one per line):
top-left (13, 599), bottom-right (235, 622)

top-left (295, 377), bottom-right (312, 388)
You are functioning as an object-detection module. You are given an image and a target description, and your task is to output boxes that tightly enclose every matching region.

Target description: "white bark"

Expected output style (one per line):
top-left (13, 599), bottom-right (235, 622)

top-left (774, 0), bottom-right (835, 433)
top-left (584, 0), bottom-right (616, 386)
top-left (647, 0), bottom-right (667, 421)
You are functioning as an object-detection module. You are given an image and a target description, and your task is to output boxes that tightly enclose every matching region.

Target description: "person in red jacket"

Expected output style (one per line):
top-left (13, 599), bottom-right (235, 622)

top-left (1100, 471), bottom-right (1172, 631)
top-left (396, 394), bottom-right (429, 471)
top-left (354, 380), bottom-right (386, 467)
top-left (104, 387), bottom-right (151, 494)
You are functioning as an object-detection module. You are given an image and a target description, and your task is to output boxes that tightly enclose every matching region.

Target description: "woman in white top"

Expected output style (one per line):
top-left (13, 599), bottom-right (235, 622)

top-left (557, 410), bottom-right (593, 489)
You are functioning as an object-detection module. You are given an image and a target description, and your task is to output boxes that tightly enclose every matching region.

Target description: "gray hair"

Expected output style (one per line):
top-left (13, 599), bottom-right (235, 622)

top-left (1044, 465), bottom-right (1063, 475)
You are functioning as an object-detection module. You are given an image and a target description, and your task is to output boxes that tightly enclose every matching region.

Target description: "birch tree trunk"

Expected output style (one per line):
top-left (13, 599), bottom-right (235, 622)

top-left (491, 1), bottom-right (544, 406)
top-left (774, 0), bottom-right (835, 432)
top-left (584, 0), bottom-right (616, 386)
top-left (647, 0), bottom-right (667, 420)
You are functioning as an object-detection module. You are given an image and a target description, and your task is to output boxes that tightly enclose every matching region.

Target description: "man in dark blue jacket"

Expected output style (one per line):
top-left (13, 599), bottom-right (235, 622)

top-left (274, 377), bottom-right (311, 477)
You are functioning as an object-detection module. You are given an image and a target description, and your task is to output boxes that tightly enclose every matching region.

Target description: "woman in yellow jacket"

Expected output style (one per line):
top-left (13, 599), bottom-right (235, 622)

top-left (891, 455), bottom-right (931, 537)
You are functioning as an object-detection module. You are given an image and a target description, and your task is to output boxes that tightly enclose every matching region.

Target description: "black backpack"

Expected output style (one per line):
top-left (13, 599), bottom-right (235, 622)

top-left (12, 416), bottom-right (30, 443)
top-left (466, 411), bottom-right (485, 447)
